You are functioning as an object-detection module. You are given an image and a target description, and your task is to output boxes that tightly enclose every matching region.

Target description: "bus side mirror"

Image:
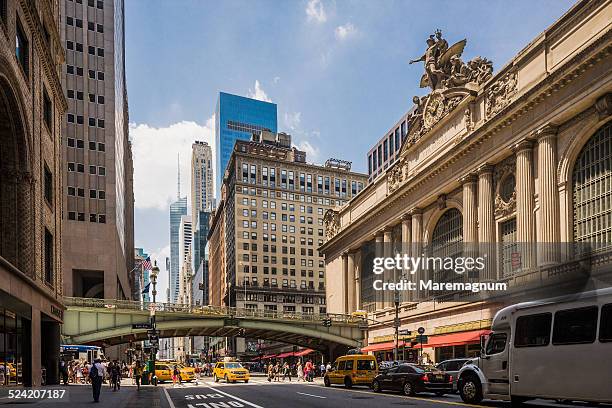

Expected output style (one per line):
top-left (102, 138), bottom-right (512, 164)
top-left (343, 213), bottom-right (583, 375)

top-left (480, 334), bottom-right (486, 357)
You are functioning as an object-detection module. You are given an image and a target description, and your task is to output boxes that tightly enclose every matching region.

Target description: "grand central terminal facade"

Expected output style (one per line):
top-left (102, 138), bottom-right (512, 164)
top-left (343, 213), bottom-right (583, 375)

top-left (320, 0), bottom-right (612, 362)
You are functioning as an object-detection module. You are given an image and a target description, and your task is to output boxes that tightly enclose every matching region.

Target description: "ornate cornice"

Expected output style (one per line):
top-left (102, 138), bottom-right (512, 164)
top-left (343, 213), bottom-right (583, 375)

top-left (533, 123), bottom-right (559, 141)
top-left (595, 92), bottom-right (612, 119)
top-left (477, 163), bottom-right (494, 175)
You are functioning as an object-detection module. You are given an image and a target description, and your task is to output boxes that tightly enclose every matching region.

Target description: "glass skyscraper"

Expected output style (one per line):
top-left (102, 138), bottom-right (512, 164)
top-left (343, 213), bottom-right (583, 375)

top-left (169, 196), bottom-right (187, 303)
top-left (215, 92), bottom-right (277, 197)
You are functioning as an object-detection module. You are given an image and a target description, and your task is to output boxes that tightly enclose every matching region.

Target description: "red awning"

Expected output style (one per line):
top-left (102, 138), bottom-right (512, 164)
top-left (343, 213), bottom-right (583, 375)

top-left (415, 329), bottom-right (490, 349)
top-left (361, 341), bottom-right (405, 352)
top-left (276, 352), bottom-right (294, 358)
top-left (294, 348), bottom-right (314, 357)
top-left (262, 354), bottom-right (277, 359)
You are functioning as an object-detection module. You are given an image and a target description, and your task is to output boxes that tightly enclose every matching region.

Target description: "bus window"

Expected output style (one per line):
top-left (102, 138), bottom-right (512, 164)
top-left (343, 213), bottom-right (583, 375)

top-left (552, 306), bottom-right (598, 345)
top-left (485, 333), bottom-right (507, 355)
top-left (600, 303), bottom-right (612, 342)
top-left (514, 313), bottom-right (551, 347)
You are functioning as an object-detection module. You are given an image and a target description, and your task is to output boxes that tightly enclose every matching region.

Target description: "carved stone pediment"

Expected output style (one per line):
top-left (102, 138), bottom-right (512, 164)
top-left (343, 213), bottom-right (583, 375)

top-left (387, 162), bottom-right (405, 194)
top-left (323, 209), bottom-right (341, 240)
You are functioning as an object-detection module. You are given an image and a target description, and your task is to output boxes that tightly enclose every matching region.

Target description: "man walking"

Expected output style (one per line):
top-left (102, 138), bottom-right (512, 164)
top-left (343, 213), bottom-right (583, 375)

top-left (89, 359), bottom-right (105, 403)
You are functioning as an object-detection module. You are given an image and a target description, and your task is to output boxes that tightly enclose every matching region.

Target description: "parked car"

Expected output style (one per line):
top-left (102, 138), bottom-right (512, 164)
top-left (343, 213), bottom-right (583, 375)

top-left (324, 354), bottom-right (378, 388)
top-left (435, 359), bottom-right (472, 392)
top-left (371, 363), bottom-right (453, 396)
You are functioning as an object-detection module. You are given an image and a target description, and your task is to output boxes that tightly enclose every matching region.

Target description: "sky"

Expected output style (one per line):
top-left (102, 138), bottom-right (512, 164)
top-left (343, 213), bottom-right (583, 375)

top-left (126, 0), bottom-right (577, 302)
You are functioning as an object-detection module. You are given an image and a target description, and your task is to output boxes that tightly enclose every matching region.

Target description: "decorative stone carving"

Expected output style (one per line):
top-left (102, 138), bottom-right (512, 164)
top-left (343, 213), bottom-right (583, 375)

top-left (495, 191), bottom-right (516, 218)
top-left (388, 162), bottom-right (404, 193)
top-left (595, 93), bottom-right (612, 119)
top-left (464, 107), bottom-right (473, 132)
top-left (436, 194), bottom-right (447, 210)
top-left (323, 209), bottom-right (340, 240)
top-left (486, 70), bottom-right (518, 118)
top-left (493, 156), bottom-right (517, 218)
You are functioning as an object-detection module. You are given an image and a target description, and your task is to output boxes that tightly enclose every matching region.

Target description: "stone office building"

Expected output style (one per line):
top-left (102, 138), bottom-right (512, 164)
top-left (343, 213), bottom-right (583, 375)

top-left (208, 130), bottom-right (367, 356)
top-left (0, 0), bottom-right (67, 386)
top-left (320, 0), bottom-right (612, 363)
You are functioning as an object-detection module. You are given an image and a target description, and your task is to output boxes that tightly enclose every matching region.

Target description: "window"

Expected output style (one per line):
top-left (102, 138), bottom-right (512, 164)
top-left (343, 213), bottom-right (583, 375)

top-left (501, 218), bottom-right (518, 277)
top-left (67, 65), bottom-right (74, 74)
top-left (357, 360), bottom-right (375, 371)
top-left (485, 333), bottom-right (507, 355)
top-left (15, 19), bottom-right (29, 76)
top-left (344, 360), bottom-right (353, 370)
top-left (44, 228), bottom-right (53, 284)
top-left (43, 88), bottom-right (52, 129)
top-left (97, 48), bottom-right (104, 57)
top-left (88, 21), bottom-right (94, 31)
top-left (97, 72), bottom-right (104, 80)
top-left (553, 306), bottom-right (598, 345)
top-left (600, 304), bottom-right (612, 342)
top-left (44, 165), bottom-right (53, 204)
top-left (97, 24), bottom-right (104, 33)
top-left (431, 208), bottom-right (463, 281)
top-left (514, 313), bottom-right (551, 347)
top-left (337, 361), bottom-right (346, 371)
top-left (572, 122), bottom-right (612, 251)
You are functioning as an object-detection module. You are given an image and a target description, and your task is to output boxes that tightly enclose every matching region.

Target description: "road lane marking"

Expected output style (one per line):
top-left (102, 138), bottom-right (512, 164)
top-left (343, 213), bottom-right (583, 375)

top-left (204, 385), bottom-right (264, 408)
top-left (316, 386), bottom-right (485, 408)
top-left (296, 392), bottom-right (326, 399)
top-left (163, 387), bottom-right (177, 408)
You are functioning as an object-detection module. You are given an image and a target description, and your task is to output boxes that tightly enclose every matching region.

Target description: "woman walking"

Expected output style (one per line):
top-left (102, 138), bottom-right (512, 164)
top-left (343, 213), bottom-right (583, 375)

top-left (297, 361), bottom-right (304, 382)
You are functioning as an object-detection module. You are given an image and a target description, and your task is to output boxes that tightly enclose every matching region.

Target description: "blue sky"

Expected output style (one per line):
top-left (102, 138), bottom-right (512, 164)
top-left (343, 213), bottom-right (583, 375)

top-left (126, 0), bottom-right (576, 301)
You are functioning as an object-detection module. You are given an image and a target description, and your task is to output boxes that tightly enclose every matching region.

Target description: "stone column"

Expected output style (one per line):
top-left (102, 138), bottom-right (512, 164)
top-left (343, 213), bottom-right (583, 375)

top-left (536, 124), bottom-right (560, 265)
top-left (460, 173), bottom-right (478, 244)
top-left (477, 164), bottom-right (496, 280)
top-left (383, 227), bottom-right (393, 308)
top-left (514, 139), bottom-right (536, 270)
top-left (354, 250), bottom-right (362, 311)
top-left (410, 209), bottom-right (423, 299)
top-left (347, 252), bottom-right (356, 313)
top-left (375, 233), bottom-right (385, 310)
top-left (401, 214), bottom-right (412, 301)
top-left (341, 252), bottom-right (349, 314)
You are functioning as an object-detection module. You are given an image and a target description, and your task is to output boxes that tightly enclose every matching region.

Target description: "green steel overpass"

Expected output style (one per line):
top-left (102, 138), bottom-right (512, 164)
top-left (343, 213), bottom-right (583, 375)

top-left (61, 297), bottom-right (366, 354)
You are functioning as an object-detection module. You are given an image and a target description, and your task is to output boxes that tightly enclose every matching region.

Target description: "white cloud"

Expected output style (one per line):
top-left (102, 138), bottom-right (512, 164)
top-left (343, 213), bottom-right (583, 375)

top-left (283, 111), bottom-right (302, 131)
top-left (130, 118), bottom-right (215, 211)
top-left (306, 0), bottom-right (327, 23)
top-left (297, 140), bottom-right (320, 162)
top-left (335, 23), bottom-right (357, 41)
top-left (246, 80), bottom-right (272, 102)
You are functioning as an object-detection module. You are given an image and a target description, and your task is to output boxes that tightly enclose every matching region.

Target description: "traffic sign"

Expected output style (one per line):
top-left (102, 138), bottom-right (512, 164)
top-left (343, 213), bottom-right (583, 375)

top-left (394, 318), bottom-right (401, 327)
top-left (417, 326), bottom-right (425, 335)
top-left (132, 323), bottom-right (151, 330)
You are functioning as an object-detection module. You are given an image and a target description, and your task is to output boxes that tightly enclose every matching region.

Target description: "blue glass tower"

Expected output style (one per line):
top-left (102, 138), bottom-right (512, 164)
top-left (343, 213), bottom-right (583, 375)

top-left (215, 92), bottom-right (277, 197)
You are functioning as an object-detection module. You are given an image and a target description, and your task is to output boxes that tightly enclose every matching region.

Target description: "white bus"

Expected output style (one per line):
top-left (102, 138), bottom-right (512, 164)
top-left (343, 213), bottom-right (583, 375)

top-left (457, 287), bottom-right (612, 406)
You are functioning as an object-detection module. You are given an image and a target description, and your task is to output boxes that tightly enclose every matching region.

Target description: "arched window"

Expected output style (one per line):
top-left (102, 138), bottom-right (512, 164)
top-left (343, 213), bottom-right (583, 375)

top-left (431, 208), bottom-right (463, 285)
top-left (572, 121), bottom-right (612, 251)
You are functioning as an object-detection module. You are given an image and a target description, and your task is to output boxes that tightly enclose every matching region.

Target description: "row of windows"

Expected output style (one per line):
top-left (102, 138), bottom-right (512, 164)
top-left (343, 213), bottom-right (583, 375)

top-left (66, 0), bottom-right (104, 9)
top-left (67, 89), bottom-right (105, 104)
top-left (65, 16), bottom-right (104, 33)
top-left (66, 114), bottom-right (105, 128)
top-left (241, 199), bottom-right (326, 215)
top-left (67, 212), bottom-right (106, 223)
top-left (237, 186), bottom-right (347, 207)
top-left (66, 41), bottom-right (105, 57)
top-left (243, 243), bottom-right (318, 253)
top-left (368, 121), bottom-right (407, 176)
top-left (67, 187), bottom-right (105, 200)
top-left (67, 138), bottom-right (106, 152)
top-left (244, 304), bottom-right (326, 314)
top-left (66, 65), bottom-right (105, 80)
top-left (514, 304), bottom-right (612, 347)
top-left (240, 231), bottom-right (324, 247)
top-left (241, 163), bottom-right (364, 197)
top-left (242, 209), bottom-right (322, 225)
top-left (67, 159), bottom-right (105, 173)
top-left (242, 276), bottom-right (323, 290)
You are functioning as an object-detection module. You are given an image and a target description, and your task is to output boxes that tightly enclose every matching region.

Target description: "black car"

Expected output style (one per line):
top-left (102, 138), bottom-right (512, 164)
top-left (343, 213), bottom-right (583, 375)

top-left (371, 363), bottom-right (453, 396)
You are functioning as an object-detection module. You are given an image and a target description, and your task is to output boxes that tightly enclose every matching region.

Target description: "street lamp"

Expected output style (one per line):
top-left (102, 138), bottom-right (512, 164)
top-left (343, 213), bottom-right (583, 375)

top-left (150, 261), bottom-right (159, 385)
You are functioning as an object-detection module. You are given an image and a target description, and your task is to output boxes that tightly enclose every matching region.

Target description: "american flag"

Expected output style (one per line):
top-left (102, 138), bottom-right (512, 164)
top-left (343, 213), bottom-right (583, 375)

top-left (142, 256), bottom-right (152, 271)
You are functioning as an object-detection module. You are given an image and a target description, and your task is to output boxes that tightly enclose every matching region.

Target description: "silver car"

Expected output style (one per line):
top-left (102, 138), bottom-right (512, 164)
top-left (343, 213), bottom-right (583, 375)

top-left (435, 359), bottom-right (473, 392)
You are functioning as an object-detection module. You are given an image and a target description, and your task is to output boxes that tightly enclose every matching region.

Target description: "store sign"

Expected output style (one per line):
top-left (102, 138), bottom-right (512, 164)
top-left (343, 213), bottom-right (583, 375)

top-left (51, 305), bottom-right (63, 320)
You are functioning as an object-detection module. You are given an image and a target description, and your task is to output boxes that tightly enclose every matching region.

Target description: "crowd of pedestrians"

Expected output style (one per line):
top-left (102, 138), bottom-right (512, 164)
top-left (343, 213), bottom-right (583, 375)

top-left (265, 359), bottom-right (329, 382)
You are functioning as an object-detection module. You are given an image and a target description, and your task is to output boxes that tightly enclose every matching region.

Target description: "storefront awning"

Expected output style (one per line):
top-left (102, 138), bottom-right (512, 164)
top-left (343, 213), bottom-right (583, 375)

top-left (276, 352), bottom-right (294, 358)
top-left (361, 341), bottom-right (405, 352)
top-left (294, 348), bottom-right (314, 357)
top-left (415, 329), bottom-right (490, 349)
top-left (261, 354), bottom-right (277, 359)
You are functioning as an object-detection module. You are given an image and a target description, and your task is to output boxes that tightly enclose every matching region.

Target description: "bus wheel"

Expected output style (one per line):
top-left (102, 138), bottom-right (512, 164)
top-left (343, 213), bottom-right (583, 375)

top-left (324, 377), bottom-right (331, 387)
top-left (459, 375), bottom-right (483, 404)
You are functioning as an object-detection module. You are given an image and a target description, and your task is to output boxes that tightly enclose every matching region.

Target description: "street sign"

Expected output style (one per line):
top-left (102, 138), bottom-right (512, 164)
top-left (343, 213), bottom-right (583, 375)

top-left (147, 329), bottom-right (160, 336)
top-left (399, 329), bottom-right (412, 336)
top-left (416, 334), bottom-right (428, 343)
top-left (132, 323), bottom-right (151, 330)
top-left (417, 326), bottom-right (425, 335)
top-left (394, 318), bottom-right (401, 327)
top-left (149, 335), bottom-right (159, 342)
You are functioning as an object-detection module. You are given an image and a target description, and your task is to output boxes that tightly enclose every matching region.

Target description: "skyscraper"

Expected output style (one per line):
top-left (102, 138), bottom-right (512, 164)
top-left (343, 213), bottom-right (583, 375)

top-left (169, 197), bottom-right (187, 303)
top-left (60, 0), bottom-right (135, 301)
top-left (191, 141), bottom-right (214, 215)
top-left (215, 92), bottom-right (277, 198)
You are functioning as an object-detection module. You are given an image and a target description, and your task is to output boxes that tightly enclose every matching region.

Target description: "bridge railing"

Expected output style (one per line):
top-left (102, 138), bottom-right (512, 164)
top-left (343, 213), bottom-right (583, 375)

top-left (63, 297), bottom-right (365, 325)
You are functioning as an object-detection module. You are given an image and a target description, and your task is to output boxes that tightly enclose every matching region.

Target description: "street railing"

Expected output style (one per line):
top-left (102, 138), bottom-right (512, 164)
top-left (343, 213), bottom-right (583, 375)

top-left (63, 296), bottom-right (365, 325)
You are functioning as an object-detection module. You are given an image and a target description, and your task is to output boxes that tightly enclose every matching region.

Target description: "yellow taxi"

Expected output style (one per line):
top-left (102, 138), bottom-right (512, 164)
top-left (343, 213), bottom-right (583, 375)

top-left (176, 364), bottom-right (196, 382)
top-left (213, 361), bottom-right (250, 383)
top-left (154, 363), bottom-right (173, 382)
top-left (324, 354), bottom-right (378, 388)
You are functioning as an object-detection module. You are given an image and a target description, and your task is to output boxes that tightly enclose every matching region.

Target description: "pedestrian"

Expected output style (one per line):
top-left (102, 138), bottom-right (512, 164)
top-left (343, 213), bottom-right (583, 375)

top-left (326, 362), bottom-right (331, 374)
top-left (282, 362), bottom-right (292, 382)
top-left (297, 361), bottom-right (304, 382)
top-left (304, 360), bottom-right (313, 382)
top-left (320, 362), bottom-right (326, 378)
top-left (110, 360), bottom-right (121, 391)
top-left (133, 361), bottom-right (143, 390)
top-left (60, 359), bottom-right (69, 385)
top-left (89, 358), bottom-right (105, 403)
top-left (267, 363), bottom-right (274, 382)
top-left (172, 365), bottom-right (180, 387)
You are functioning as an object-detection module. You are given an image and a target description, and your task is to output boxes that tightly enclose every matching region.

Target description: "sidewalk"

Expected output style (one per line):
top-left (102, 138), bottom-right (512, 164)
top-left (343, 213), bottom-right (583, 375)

top-left (0, 384), bottom-right (169, 407)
